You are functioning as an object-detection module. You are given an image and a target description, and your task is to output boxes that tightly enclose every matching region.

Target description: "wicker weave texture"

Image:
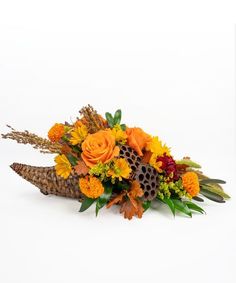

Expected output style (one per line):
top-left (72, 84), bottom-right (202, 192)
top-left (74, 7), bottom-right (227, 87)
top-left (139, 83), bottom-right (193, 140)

top-left (10, 163), bottom-right (83, 200)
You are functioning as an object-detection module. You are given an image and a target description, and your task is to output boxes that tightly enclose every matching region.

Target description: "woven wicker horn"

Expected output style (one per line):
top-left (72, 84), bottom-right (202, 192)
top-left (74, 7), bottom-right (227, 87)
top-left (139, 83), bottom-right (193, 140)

top-left (10, 163), bottom-right (83, 200)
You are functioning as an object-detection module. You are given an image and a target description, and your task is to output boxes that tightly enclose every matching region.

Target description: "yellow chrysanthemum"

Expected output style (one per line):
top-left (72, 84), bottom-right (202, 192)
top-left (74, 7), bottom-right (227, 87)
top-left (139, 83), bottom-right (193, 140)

top-left (108, 158), bottom-right (131, 181)
top-left (146, 136), bottom-right (171, 157)
top-left (48, 123), bottom-right (65, 142)
top-left (181, 172), bottom-right (200, 197)
top-left (79, 176), bottom-right (104, 199)
top-left (70, 125), bottom-right (88, 145)
top-left (149, 154), bottom-right (163, 173)
top-left (55, 154), bottom-right (72, 179)
top-left (110, 125), bottom-right (127, 144)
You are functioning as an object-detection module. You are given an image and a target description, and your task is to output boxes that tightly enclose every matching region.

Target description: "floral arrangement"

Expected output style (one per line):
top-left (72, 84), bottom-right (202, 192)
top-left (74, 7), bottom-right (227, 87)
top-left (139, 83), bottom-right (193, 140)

top-left (2, 105), bottom-right (230, 220)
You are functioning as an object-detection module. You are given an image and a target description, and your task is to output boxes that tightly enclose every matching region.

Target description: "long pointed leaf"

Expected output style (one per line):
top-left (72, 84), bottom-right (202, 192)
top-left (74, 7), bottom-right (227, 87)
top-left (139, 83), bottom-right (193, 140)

top-left (162, 197), bottom-right (175, 216)
top-left (105, 112), bottom-right (114, 128)
top-left (113, 109), bottom-right (122, 125)
top-left (172, 199), bottom-right (192, 217)
top-left (184, 201), bottom-right (205, 214)
top-left (176, 159), bottom-right (201, 169)
top-left (200, 179), bottom-right (226, 185)
top-left (79, 197), bottom-right (95, 212)
top-left (192, 196), bottom-right (204, 202)
top-left (200, 188), bottom-right (225, 203)
top-left (201, 184), bottom-right (230, 199)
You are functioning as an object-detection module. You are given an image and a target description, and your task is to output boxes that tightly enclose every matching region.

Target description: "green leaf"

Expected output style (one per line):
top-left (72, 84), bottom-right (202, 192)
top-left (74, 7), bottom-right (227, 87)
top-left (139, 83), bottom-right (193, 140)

top-left (62, 136), bottom-right (70, 142)
top-left (113, 109), bottom-right (122, 125)
top-left (192, 196), bottom-right (204, 202)
top-left (66, 153), bottom-right (78, 166)
top-left (79, 197), bottom-right (95, 212)
top-left (200, 187), bottom-right (225, 203)
top-left (143, 201), bottom-right (151, 212)
top-left (201, 184), bottom-right (230, 199)
top-left (95, 183), bottom-right (113, 216)
top-left (172, 199), bottom-right (192, 217)
top-left (120, 124), bottom-right (126, 131)
top-left (176, 159), bottom-right (201, 169)
top-left (200, 179), bottom-right (226, 185)
top-left (184, 201), bottom-right (205, 214)
top-left (162, 197), bottom-right (175, 216)
top-left (116, 181), bottom-right (130, 190)
top-left (105, 112), bottom-right (114, 128)
top-left (72, 146), bottom-right (81, 153)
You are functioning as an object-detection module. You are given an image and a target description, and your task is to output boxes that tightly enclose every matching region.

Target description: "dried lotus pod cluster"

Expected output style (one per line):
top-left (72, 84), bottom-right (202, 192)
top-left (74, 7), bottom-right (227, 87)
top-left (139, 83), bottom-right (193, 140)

top-left (119, 145), bottom-right (160, 200)
top-left (119, 145), bottom-right (142, 172)
top-left (135, 164), bottom-right (160, 201)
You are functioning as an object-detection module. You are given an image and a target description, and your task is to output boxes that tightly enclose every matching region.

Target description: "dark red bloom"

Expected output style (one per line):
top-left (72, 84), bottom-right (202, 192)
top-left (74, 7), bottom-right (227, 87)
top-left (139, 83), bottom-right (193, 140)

top-left (156, 154), bottom-right (178, 180)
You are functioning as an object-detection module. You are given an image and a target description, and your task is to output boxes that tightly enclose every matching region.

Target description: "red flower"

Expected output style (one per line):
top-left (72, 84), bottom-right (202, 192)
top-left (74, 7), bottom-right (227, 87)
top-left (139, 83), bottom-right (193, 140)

top-left (156, 154), bottom-right (178, 180)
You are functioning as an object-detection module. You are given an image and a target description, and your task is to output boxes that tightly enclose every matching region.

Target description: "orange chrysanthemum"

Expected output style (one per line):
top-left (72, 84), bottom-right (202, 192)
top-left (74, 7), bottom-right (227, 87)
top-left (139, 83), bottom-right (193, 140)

top-left (79, 176), bottom-right (104, 199)
top-left (48, 123), bottom-right (65, 142)
top-left (182, 172), bottom-right (200, 197)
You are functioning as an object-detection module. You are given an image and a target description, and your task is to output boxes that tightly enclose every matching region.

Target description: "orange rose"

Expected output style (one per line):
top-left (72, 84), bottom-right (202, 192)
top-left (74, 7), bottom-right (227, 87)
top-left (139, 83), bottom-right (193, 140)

top-left (81, 130), bottom-right (120, 168)
top-left (126, 127), bottom-right (152, 156)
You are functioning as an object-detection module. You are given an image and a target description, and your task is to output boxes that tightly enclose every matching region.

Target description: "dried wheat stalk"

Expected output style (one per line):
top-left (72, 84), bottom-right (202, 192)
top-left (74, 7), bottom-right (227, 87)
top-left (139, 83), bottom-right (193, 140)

top-left (1, 125), bottom-right (62, 154)
top-left (79, 104), bottom-right (105, 133)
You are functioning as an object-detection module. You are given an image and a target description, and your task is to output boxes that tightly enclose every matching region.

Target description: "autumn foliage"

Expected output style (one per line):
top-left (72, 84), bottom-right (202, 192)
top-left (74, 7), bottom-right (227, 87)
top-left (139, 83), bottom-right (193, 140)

top-left (107, 181), bottom-right (144, 220)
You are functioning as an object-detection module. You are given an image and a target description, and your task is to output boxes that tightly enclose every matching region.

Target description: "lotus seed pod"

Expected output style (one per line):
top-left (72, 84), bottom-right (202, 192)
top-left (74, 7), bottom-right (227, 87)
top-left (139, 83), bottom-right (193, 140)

top-left (134, 163), bottom-right (160, 201)
top-left (119, 145), bottom-right (142, 173)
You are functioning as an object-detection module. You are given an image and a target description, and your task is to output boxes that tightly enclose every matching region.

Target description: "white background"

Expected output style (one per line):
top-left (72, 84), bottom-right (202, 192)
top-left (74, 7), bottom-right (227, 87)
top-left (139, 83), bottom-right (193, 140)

top-left (0, 1), bottom-right (236, 283)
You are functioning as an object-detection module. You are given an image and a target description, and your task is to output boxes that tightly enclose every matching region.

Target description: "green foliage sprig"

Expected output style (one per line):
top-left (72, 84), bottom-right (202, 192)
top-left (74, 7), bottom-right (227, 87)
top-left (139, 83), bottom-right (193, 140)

top-left (105, 109), bottom-right (126, 130)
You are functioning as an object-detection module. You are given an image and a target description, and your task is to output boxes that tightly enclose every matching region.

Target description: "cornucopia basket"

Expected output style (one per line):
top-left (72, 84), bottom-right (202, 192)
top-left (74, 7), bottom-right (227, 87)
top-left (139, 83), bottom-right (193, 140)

top-left (10, 163), bottom-right (83, 200)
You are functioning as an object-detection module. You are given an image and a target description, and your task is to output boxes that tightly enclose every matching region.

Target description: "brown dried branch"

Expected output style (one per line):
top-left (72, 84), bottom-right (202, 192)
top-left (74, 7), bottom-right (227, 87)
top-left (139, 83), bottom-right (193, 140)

top-left (79, 104), bottom-right (105, 133)
top-left (1, 125), bottom-right (62, 154)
